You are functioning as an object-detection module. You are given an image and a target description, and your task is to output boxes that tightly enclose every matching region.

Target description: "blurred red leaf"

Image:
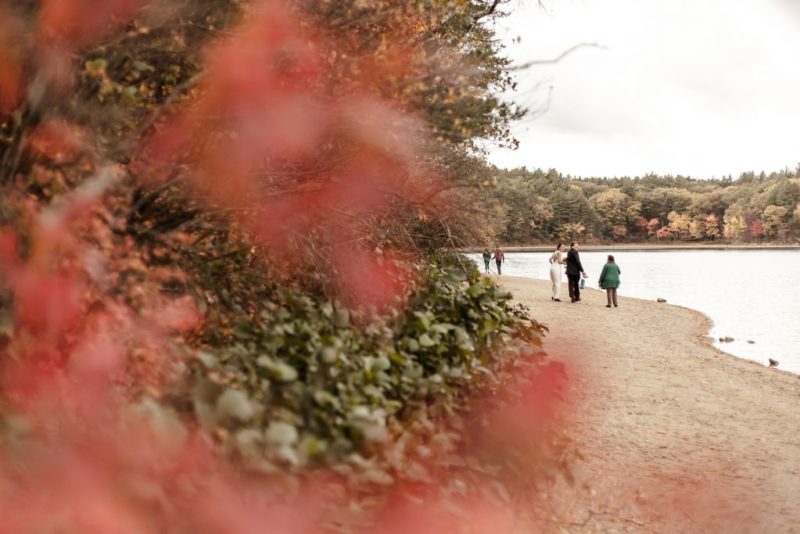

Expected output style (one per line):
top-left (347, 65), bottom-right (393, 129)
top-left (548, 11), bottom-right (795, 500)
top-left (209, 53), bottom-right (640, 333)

top-left (0, 54), bottom-right (22, 114)
top-left (35, 0), bottom-right (142, 87)
top-left (26, 119), bottom-right (90, 165)
top-left (332, 248), bottom-right (408, 309)
top-left (136, 3), bottom-right (432, 309)
top-left (38, 0), bottom-right (141, 46)
top-left (0, 7), bottom-right (23, 112)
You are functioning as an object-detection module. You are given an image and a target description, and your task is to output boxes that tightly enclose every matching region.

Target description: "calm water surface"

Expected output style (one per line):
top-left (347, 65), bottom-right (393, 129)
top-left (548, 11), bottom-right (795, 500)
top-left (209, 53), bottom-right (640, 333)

top-left (471, 250), bottom-right (800, 374)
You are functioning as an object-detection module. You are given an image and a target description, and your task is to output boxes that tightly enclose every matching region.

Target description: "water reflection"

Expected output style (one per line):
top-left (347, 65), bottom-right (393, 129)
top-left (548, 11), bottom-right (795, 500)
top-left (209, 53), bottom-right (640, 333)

top-left (470, 250), bottom-right (800, 374)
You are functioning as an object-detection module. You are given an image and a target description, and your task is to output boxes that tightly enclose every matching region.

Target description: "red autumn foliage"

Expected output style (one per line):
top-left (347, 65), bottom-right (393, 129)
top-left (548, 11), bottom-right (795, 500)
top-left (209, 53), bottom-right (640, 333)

top-left (1, 1), bottom-right (746, 532)
top-left (749, 218), bottom-right (764, 239)
top-left (0, 2), bottom-right (568, 530)
top-left (0, 191), bottom-right (568, 531)
top-left (25, 119), bottom-right (91, 166)
top-left (0, 8), bottom-right (23, 113)
top-left (138, 3), bottom-right (437, 307)
top-left (38, 0), bottom-right (141, 46)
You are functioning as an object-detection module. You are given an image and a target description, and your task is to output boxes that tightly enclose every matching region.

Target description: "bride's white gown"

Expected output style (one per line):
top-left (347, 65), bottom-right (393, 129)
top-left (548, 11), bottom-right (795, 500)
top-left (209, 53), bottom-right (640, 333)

top-left (549, 251), bottom-right (563, 300)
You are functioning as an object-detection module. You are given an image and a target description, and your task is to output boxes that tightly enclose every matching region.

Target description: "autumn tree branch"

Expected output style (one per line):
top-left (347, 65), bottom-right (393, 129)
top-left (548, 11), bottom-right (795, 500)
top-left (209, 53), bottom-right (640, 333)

top-left (510, 42), bottom-right (606, 71)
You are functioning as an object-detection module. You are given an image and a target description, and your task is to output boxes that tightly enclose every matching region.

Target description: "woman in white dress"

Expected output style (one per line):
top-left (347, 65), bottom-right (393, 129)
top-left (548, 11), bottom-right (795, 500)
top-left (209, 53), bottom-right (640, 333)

top-left (548, 243), bottom-right (566, 302)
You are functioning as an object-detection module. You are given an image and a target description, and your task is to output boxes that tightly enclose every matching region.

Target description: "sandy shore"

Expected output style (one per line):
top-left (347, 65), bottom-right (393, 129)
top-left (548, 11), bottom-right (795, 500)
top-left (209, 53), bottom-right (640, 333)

top-left (495, 276), bottom-right (800, 533)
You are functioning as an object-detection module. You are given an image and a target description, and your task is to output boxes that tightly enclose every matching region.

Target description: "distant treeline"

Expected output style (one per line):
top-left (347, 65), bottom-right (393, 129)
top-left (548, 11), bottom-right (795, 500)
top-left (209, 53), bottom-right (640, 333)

top-left (476, 166), bottom-right (800, 244)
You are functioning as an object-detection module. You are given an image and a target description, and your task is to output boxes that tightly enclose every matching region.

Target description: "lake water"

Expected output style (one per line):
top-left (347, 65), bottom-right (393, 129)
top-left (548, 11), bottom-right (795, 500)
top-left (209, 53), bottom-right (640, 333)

top-left (470, 250), bottom-right (800, 374)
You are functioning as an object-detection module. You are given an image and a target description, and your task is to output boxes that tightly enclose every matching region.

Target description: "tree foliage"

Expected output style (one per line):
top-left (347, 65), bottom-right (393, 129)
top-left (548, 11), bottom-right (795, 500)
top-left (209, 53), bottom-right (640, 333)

top-left (0, 0), bottom-right (575, 530)
top-left (474, 164), bottom-right (800, 244)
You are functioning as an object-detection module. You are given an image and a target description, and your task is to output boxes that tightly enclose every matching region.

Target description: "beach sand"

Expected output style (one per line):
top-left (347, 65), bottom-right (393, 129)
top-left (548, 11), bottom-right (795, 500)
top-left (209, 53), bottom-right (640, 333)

top-left (495, 276), bottom-right (800, 533)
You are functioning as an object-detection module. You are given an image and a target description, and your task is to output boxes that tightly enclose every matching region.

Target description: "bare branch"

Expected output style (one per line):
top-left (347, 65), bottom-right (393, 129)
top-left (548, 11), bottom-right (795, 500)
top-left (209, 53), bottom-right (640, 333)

top-left (510, 42), bottom-right (606, 71)
top-left (474, 0), bottom-right (503, 22)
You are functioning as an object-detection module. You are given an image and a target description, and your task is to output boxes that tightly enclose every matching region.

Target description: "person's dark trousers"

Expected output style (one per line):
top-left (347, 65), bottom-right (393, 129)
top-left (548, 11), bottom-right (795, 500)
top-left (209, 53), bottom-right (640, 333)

top-left (496, 260), bottom-right (502, 274)
top-left (567, 274), bottom-right (581, 301)
top-left (484, 260), bottom-right (490, 273)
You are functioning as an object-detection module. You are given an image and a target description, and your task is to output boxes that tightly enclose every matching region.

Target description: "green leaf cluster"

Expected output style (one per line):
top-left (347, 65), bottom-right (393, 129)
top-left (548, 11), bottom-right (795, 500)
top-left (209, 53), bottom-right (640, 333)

top-left (184, 254), bottom-right (546, 479)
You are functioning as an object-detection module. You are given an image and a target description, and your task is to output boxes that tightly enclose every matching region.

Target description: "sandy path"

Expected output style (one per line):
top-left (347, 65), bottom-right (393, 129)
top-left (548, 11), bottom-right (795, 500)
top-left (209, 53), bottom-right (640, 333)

top-left (495, 276), bottom-right (800, 533)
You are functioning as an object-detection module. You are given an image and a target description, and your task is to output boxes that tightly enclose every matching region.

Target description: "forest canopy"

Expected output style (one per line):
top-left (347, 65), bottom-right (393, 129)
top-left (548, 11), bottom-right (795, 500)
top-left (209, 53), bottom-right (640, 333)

top-left (475, 165), bottom-right (800, 245)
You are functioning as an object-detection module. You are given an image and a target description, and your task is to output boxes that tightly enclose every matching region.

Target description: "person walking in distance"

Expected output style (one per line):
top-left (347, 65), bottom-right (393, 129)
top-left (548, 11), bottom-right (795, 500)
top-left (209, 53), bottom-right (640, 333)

top-left (548, 242), bottom-right (566, 302)
top-left (492, 247), bottom-right (505, 275)
top-left (565, 242), bottom-right (586, 303)
top-left (598, 255), bottom-right (621, 308)
top-left (482, 249), bottom-right (492, 274)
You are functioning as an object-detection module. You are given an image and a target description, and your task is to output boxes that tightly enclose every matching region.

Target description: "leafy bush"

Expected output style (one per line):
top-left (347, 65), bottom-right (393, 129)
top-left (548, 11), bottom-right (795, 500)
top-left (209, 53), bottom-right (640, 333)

top-left (0, 1), bottom-right (572, 528)
top-left (185, 254), bottom-right (550, 481)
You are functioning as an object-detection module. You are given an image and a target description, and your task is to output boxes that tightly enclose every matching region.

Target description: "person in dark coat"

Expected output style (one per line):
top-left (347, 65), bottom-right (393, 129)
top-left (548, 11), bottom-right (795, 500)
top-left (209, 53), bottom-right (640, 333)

top-left (482, 249), bottom-right (492, 273)
top-left (565, 242), bottom-right (586, 303)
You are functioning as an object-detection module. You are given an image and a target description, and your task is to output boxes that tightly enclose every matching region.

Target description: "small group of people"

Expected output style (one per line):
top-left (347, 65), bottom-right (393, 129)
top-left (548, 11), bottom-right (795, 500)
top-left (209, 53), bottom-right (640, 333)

top-left (548, 242), bottom-right (621, 307)
top-left (482, 247), bottom-right (505, 275)
top-left (479, 243), bottom-right (621, 307)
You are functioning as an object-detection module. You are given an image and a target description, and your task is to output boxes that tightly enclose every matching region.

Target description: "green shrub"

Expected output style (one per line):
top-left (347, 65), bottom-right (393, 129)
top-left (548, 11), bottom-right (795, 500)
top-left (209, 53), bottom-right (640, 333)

top-left (184, 253), bottom-right (549, 480)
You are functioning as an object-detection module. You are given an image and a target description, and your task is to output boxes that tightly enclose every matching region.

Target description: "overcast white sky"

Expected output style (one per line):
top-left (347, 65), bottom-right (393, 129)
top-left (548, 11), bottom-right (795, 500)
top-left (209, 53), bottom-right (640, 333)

top-left (488, 0), bottom-right (800, 178)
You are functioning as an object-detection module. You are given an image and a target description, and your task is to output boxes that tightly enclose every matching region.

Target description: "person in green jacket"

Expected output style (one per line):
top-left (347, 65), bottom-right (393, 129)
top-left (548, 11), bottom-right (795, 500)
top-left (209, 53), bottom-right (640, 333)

top-left (598, 255), bottom-right (621, 308)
